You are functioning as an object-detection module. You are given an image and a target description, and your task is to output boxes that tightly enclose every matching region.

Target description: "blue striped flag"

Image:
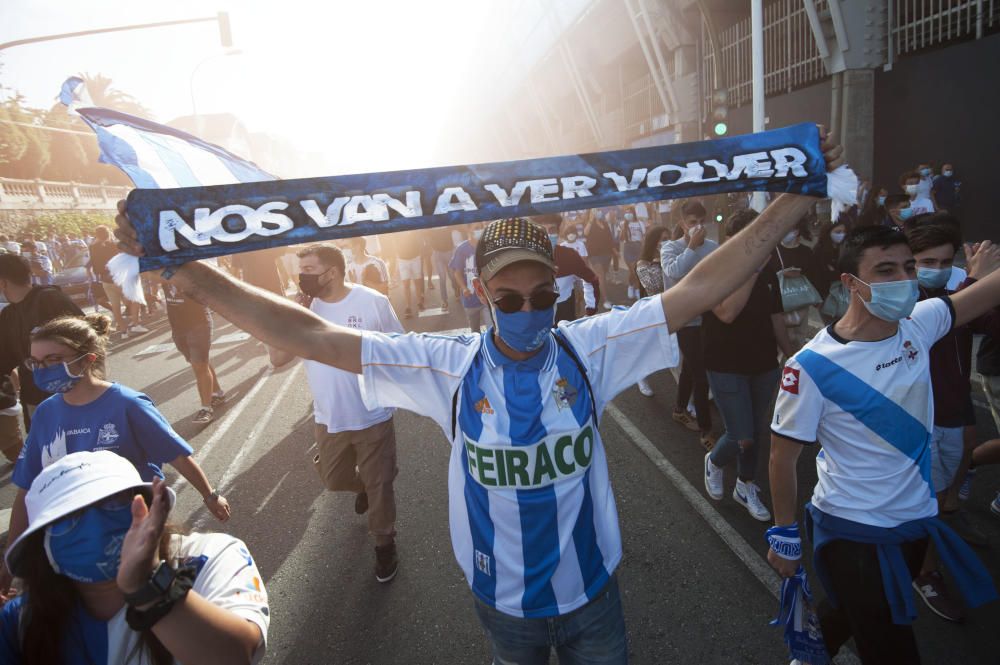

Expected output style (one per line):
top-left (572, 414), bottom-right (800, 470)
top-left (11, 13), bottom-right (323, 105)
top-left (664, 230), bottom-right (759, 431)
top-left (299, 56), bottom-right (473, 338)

top-left (59, 76), bottom-right (274, 188)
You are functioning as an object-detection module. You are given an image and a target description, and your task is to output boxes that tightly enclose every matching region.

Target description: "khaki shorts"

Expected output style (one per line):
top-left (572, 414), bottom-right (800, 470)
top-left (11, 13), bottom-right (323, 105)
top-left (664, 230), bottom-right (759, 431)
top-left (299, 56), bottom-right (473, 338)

top-left (313, 419), bottom-right (398, 539)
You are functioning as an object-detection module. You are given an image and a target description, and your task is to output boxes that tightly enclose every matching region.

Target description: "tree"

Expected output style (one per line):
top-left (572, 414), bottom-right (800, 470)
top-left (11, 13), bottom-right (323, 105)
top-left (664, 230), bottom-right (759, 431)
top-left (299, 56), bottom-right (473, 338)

top-left (77, 72), bottom-right (152, 118)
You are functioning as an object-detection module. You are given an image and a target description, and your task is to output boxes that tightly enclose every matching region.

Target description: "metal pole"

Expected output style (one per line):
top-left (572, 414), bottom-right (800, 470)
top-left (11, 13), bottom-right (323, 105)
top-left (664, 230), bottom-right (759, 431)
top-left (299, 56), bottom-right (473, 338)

top-left (0, 16), bottom-right (221, 52)
top-left (751, 0), bottom-right (766, 211)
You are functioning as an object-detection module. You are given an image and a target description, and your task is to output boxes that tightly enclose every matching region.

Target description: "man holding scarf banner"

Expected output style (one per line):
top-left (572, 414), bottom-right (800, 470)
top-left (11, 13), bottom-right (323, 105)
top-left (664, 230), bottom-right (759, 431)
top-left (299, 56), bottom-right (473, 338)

top-left (111, 121), bottom-right (845, 662)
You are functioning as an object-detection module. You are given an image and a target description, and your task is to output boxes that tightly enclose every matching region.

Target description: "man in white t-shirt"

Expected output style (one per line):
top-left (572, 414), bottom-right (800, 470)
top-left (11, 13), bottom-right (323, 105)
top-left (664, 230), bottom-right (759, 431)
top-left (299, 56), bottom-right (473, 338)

top-left (114, 133), bottom-right (845, 662)
top-left (289, 244), bottom-right (404, 583)
top-left (768, 225), bottom-right (1000, 664)
top-left (901, 170), bottom-right (935, 217)
top-left (346, 236), bottom-right (389, 295)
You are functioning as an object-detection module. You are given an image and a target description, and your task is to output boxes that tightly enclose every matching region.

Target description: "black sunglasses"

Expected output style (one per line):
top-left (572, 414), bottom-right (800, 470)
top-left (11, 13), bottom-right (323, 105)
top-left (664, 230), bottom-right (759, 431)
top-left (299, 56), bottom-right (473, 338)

top-left (490, 289), bottom-right (559, 314)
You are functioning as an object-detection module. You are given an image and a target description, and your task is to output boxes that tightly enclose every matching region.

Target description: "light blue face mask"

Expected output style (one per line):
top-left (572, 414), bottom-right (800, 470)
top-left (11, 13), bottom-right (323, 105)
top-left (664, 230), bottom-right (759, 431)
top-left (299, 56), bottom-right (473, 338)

top-left (853, 276), bottom-right (919, 321)
top-left (44, 497), bottom-right (134, 583)
top-left (877, 196), bottom-right (887, 207)
top-left (917, 266), bottom-right (952, 290)
top-left (898, 207), bottom-right (915, 222)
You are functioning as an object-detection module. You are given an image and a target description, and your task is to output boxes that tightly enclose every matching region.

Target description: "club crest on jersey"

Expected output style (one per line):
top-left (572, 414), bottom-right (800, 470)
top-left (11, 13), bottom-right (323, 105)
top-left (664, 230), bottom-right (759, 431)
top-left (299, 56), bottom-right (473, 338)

top-left (552, 377), bottom-right (578, 410)
top-left (781, 367), bottom-right (800, 395)
top-left (465, 424), bottom-right (595, 490)
top-left (96, 423), bottom-right (120, 448)
top-left (475, 550), bottom-right (491, 576)
top-left (474, 397), bottom-right (495, 415)
top-left (903, 340), bottom-right (918, 367)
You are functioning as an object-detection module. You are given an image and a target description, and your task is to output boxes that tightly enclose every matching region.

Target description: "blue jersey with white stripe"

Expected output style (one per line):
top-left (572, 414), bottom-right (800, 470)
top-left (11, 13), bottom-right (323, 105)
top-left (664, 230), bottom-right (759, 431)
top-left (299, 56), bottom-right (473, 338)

top-left (360, 297), bottom-right (678, 617)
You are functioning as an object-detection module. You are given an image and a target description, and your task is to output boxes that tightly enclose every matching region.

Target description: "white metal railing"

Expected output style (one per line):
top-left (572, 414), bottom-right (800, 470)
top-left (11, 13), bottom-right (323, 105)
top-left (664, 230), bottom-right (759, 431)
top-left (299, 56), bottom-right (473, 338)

top-left (889, 0), bottom-right (999, 64)
top-left (0, 177), bottom-right (130, 210)
top-left (702, 0), bottom-right (828, 110)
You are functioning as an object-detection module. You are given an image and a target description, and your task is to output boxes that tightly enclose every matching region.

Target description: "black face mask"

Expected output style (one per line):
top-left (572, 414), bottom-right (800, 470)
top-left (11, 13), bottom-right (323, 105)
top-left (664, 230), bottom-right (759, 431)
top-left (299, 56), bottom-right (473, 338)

top-left (298, 268), bottom-right (331, 297)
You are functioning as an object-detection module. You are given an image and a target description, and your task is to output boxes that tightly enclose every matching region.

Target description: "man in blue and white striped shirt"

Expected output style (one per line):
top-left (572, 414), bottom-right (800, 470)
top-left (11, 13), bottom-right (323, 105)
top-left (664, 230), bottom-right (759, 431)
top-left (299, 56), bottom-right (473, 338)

top-left (112, 134), bottom-right (843, 663)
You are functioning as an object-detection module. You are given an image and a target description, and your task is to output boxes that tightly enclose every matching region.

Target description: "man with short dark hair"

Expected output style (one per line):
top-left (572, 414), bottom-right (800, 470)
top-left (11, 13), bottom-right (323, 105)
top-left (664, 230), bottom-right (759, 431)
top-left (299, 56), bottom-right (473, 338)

top-left (900, 170), bottom-right (935, 216)
top-left (283, 243), bottom-right (404, 582)
top-left (114, 133), bottom-right (845, 661)
top-left (0, 253), bottom-right (83, 431)
top-left (768, 225), bottom-right (1000, 663)
top-left (932, 163), bottom-right (960, 215)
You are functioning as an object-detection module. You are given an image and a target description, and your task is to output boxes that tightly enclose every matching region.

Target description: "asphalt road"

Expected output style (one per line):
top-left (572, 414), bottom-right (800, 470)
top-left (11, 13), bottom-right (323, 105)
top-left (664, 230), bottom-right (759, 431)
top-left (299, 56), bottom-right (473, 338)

top-left (2, 275), bottom-right (999, 665)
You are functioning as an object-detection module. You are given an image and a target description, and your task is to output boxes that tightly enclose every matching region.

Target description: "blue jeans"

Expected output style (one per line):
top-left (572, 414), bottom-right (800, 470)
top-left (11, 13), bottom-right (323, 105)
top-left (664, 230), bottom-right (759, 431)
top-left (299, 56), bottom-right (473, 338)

top-left (707, 367), bottom-right (780, 481)
top-left (432, 249), bottom-right (451, 303)
top-left (473, 574), bottom-right (628, 665)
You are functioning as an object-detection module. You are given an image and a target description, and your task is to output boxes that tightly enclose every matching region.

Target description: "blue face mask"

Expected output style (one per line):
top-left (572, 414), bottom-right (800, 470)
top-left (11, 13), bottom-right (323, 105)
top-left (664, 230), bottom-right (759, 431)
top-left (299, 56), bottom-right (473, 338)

top-left (877, 196), bottom-right (887, 207)
top-left (897, 207), bottom-right (915, 222)
top-left (920, 168), bottom-right (931, 177)
top-left (917, 266), bottom-right (952, 289)
top-left (44, 498), bottom-right (134, 583)
top-left (485, 285), bottom-right (555, 353)
top-left (32, 354), bottom-right (87, 393)
top-left (853, 276), bottom-right (919, 321)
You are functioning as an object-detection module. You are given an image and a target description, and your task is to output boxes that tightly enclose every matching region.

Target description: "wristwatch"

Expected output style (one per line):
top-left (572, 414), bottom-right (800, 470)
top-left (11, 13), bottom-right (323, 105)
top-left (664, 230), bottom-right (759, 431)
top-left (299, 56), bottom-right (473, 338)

top-left (123, 560), bottom-right (177, 607)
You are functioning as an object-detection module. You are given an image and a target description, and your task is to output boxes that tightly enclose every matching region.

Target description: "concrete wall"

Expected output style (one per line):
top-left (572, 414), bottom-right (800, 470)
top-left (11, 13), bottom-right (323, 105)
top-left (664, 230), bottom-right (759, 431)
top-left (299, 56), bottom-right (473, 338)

top-left (724, 81), bottom-right (832, 139)
top-left (874, 33), bottom-right (1000, 241)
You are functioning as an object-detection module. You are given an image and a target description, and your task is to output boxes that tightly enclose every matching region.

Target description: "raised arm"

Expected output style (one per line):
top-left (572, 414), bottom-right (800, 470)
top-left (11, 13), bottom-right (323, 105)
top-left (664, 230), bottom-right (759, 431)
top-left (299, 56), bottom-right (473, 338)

top-left (951, 241), bottom-right (1000, 328)
top-left (661, 194), bottom-right (812, 333)
top-left (114, 203), bottom-right (362, 374)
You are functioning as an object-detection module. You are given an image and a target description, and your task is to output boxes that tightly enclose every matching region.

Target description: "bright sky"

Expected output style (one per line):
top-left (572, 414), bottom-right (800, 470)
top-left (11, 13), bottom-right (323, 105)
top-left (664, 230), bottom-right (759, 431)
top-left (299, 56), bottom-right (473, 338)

top-left (0, 0), bottom-right (514, 176)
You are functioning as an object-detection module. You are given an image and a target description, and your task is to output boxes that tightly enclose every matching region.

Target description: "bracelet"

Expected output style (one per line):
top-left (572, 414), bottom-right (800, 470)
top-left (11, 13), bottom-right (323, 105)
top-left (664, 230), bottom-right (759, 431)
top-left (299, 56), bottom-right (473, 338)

top-left (125, 567), bottom-right (195, 631)
top-left (765, 523), bottom-right (802, 560)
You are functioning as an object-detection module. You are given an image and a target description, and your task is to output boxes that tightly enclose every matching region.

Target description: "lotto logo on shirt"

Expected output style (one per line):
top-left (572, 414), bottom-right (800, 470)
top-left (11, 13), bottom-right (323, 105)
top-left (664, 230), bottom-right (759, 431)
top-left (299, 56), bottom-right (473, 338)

top-left (781, 367), bottom-right (800, 394)
top-left (464, 424), bottom-right (595, 490)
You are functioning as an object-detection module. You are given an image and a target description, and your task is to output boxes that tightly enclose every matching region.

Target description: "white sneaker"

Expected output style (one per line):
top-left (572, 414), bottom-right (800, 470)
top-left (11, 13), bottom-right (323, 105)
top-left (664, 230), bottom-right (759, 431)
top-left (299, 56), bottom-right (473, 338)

top-left (704, 453), bottom-right (723, 500)
top-left (603, 301), bottom-right (613, 310)
top-left (129, 324), bottom-right (150, 334)
top-left (733, 479), bottom-right (771, 521)
top-left (637, 378), bottom-right (654, 397)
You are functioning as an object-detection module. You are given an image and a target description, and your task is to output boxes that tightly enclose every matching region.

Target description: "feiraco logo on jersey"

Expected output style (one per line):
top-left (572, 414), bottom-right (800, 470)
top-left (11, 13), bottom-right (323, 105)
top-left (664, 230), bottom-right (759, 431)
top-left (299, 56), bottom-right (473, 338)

top-left (781, 367), bottom-right (800, 394)
top-left (475, 550), bottom-right (491, 576)
top-left (464, 423), bottom-right (595, 490)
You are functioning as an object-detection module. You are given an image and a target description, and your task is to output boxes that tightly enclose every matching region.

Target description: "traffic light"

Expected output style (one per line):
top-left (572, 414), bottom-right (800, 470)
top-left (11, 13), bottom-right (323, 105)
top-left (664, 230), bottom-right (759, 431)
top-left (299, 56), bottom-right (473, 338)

top-left (711, 88), bottom-right (729, 136)
top-left (218, 11), bottom-right (233, 48)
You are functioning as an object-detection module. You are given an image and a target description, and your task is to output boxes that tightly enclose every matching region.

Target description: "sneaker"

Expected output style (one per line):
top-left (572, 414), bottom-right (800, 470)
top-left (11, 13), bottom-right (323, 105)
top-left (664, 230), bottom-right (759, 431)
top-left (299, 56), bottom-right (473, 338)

top-left (958, 469), bottom-right (975, 501)
top-left (992, 492), bottom-right (1000, 518)
top-left (129, 324), bottom-right (150, 334)
top-left (210, 392), bottom-right (226, 408)
top-left (671, 410), bottom-right (700, 432)
top-left (441, 301), bottom-right (449, 312)
top-left (375, 543), bottom-right (399, 583)
top-left (733, 479), bottom-right (771, 521)
top-left (941, 510), bottom-right (989, 548)
top-left (603, 301), bottom-right (613, 310)
top-left (704, 453), bottom-right (723, 500)
top-left (119, 331), bottom-right (129, 341)
top-left (354, 491), bottom-right (369, 515)
top-left (637, 379), bottom-right (654, 397)
top-left (912, 571), bottom-right (966, 622)
top-left (193, 407), bottom-right (214, 424)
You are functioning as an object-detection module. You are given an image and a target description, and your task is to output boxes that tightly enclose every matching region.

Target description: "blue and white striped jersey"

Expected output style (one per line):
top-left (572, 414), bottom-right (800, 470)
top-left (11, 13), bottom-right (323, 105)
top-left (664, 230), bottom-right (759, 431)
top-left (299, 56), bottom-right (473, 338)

top-left (360, 297), bottom-right (678, 617)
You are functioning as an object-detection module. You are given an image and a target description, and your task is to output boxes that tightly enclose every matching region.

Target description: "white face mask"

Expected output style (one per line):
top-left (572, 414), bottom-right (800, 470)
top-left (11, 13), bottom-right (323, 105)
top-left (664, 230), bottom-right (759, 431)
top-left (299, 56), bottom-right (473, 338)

top-left (942, 169), bottom-right (954, 177)
top-left (565, 233), bottom-right (577, 243)
top-left (905, 184), bottom-right (919, 196)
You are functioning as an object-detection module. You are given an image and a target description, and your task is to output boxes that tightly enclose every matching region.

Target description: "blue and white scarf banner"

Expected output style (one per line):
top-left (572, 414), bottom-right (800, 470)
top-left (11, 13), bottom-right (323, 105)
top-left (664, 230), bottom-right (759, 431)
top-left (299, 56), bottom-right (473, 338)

top-left (124, 122), bottom-right (853, 275)
top-left (770, 567), bottom-right (831, 665)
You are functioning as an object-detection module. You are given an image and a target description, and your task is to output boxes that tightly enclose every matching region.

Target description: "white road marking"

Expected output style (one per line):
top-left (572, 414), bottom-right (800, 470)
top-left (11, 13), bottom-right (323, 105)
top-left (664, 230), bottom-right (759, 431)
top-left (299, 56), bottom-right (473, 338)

top-left (216, 363), bottom-right (303, 493)
top-left (255, 471), bottom-right (291, 516)
top-left (215, 331), bottom-right (252, 344)
top-left (134, 343), bottom-right (176, 358)
top-left (605, 403), bottom-right (861, 665)
top-left (173, 364), bottom-right (275, 493)
top-left (418, 307), bottom-right (448, 318)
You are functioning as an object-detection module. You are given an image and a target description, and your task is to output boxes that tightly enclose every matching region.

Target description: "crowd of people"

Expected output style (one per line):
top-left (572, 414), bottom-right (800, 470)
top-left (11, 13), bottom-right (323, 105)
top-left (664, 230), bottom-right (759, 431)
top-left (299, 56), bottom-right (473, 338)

top-left (0, 139), bottom-right (997, 665)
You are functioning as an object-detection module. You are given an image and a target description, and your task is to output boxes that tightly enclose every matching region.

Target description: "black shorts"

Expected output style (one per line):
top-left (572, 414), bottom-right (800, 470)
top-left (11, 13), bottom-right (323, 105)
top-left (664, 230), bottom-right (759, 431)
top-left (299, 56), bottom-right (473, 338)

top-left (172, 323), bottom-right (213, 363)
